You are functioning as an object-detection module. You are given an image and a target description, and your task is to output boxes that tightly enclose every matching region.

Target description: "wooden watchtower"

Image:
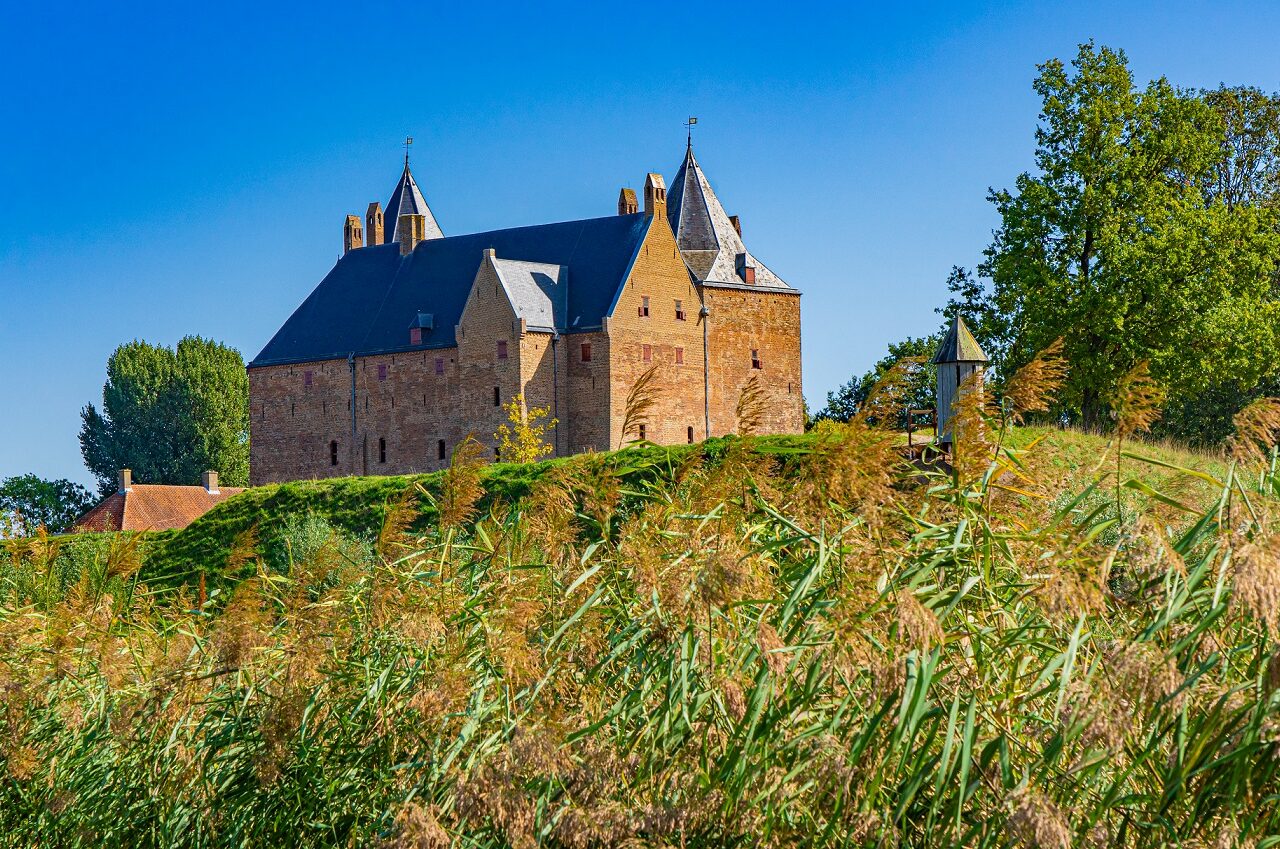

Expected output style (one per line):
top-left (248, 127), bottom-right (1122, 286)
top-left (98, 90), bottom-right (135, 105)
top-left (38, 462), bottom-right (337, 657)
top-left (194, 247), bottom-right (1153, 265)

top-left (933, 315), bottom-right (989, 450)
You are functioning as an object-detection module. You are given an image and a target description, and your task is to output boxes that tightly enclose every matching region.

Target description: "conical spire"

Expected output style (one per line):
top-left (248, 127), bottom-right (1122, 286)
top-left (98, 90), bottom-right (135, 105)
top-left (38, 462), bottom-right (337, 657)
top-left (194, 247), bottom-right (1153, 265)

top-left (932, 315), bottom-right (989, 364)
top-left (666, 144), bottom-right (788, 288)
top-left (386, 158), bottom-right (443, 243)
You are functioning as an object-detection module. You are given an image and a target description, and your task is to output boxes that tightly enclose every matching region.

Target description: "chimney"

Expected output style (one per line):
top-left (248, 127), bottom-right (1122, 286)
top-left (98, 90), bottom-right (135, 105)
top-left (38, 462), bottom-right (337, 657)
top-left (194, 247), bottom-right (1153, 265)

top-left (398, 214), bottom-right (426, 255)
top-left (483, 247), bottom-right (497, 260)
top-left (202, 470), bottom-right (219, 494)
top-left (366, 202), bottom-right (384, 246)
top-left (117, 469), bottom-right (132, 493)
top-left (343, 215), bottom-right (363, 253)
top-left (643, 173), bottom-right (666, 217)
top-left (618, 187), bottom-right (638, 215)
top-left (729, 215), bottom-right (741, 237)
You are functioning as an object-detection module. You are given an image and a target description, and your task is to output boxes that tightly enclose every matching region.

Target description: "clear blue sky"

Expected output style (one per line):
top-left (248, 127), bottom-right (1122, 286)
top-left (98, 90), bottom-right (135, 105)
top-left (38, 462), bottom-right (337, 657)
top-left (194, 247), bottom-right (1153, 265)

top-left (3, 0), bottom-right (1279, 486)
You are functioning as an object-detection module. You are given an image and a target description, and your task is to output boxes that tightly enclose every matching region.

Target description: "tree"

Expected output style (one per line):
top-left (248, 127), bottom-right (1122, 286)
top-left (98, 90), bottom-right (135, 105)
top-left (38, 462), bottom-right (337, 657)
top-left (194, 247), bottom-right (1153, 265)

top-left (0, 474), bottom-right (95, 536)
top-left (815, 331), bottom-right (943, 426)
top-left (493, 394), bottom-right (557, 463)
top-left (967, 43), bottom-right (1280, 429)
top-left (80, 337), bottom-right (250, 495)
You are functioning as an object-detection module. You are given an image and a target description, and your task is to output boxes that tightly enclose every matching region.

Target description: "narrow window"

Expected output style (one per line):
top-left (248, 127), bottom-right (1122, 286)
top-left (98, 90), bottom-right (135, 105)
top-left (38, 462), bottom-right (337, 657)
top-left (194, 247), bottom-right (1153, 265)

top-left (435, 357), bottom-right (445, 375)
top-left (581, 342), bottom-right (592, 362)
top-left (687, 426), bottom-right (695, 444)
top-left (675, 300), bottom-right (685, 321)
top-left (409, 327), bottom-right (422, 345)
top-left (638, 423), bottom-right (647, 441)
top-left (642, 344), bottom-right (652, 363)
top-left (493, 386), bottom-right (500, 406)
top-left (675, 346), bottom-right (684, 365)
top-left (304, 370), bottom-right (313, 387)
top-left (378, 438), bottom-right (386, 464)
top-left (329, 441), bottom-right (338, 466)
top-left (497, 340), bottom-right (508, 360)
top-left (378, 363), bottom-right (388, 381)
top-left (639, 295), bottom-right (650, 318)
top-left (437, 439), bottom-right (446, 461)
top-left (751, 349), bottom-right (762, 369)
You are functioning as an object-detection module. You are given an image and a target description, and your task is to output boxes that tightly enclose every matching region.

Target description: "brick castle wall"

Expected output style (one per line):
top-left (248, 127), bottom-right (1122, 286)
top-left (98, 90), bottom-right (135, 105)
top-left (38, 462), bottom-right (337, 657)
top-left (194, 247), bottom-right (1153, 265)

top-left (249, 214), bottom-right (803, 485)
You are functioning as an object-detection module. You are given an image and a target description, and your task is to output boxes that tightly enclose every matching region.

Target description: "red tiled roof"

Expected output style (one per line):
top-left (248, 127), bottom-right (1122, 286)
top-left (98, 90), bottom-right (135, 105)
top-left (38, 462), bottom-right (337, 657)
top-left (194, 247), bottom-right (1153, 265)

top-left (72, 485), bottom-right (245, 533)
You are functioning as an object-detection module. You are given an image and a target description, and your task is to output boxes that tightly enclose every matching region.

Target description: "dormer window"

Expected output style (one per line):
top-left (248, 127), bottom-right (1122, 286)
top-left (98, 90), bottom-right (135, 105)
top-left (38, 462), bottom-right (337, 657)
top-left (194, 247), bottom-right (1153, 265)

top-left (409, 327), bottom-right (422, 345)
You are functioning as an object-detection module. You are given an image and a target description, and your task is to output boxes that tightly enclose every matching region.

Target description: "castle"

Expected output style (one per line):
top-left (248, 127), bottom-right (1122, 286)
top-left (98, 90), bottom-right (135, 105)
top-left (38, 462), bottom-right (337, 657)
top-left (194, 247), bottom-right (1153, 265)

top-left (247, 142), bottom-right (803, 484)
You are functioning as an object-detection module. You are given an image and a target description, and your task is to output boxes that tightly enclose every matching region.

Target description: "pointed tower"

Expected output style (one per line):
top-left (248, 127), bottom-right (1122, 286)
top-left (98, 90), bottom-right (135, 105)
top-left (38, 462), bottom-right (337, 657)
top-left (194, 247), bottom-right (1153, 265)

top-left (932, 315), bottom-right (989, 449)
top-left (666, 143), bottom-right (789, 289)
top-left (386, 153), bottom-right (444, 245)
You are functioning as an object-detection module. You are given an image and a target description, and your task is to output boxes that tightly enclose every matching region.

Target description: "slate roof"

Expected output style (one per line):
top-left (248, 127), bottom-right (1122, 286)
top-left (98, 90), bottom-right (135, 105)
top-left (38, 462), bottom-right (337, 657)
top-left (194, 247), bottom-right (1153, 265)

top-left (73, 485), bottom-right (244, 532)
top-left (386, 160), bottom-right (443, 242)
top-left (933, 315), bottom-right (989, 364)
top-left (491, 257), bottom-right (568, 332)
top-left (667, 144), bottom-right (790, 290)
top-left (251, 213), bottom-right (653, 367)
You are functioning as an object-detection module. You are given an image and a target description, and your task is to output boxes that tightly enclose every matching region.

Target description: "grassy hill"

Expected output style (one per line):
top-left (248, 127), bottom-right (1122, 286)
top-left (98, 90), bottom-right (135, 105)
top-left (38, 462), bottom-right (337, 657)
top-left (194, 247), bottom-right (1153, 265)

top-left (2, 423), bottom-right (1276, 848)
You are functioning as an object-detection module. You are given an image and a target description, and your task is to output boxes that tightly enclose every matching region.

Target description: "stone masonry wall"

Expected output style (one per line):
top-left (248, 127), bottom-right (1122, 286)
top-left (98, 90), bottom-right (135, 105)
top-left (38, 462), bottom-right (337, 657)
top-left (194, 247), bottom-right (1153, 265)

top-left (606, 215), bottom-right (708, 449)
top-left (703, 286), bottom-right (804, 437)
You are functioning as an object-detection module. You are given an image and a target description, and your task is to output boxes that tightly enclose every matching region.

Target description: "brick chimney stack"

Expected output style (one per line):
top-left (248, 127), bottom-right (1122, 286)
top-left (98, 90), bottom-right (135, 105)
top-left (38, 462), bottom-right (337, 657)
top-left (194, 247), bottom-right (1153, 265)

top-left (618, 188), bottom-right (638, 215)
top-left (366, 202), bottom-right (384, 246)
top-left (202, 471), bottom-right (219, 494)
top-left (344, 215), bottom-right (364, 253)
top-left (643, 173), bottom-right (666, 218)
top-left (398, 214), bottom-right (426, 255)
top-left (117, 469), bottom-right (132, 493)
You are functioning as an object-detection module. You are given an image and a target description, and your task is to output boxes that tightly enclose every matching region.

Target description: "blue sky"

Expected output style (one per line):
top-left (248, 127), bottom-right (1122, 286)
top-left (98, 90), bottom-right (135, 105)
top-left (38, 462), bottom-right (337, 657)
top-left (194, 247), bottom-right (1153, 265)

top-left (3, 0), bottom-right (1279, 486)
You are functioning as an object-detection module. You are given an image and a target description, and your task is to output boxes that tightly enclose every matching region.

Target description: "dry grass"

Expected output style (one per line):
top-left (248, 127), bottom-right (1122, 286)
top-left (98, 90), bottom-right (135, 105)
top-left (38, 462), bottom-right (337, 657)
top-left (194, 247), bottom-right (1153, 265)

top-left (1, 414), bottom-right (1279, 847)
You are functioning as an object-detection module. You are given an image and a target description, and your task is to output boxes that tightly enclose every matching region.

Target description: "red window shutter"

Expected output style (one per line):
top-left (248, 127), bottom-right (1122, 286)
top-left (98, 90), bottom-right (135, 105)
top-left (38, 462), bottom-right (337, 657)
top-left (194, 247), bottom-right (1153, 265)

top-left (378, 364), bottom-right (388, 381)
top-left (409, 327), bottom-right (422, 345)
top-left (675, 347), bottom-right (684, 365)
top-left (435, 358), bottom-right (444, 375)
top-left (642, 344), bottom-right (652, 362)
top-left (581, 343), bottom-right (592, 362)
top-left (497, 340), bottom-right (508, 360)
top-left (304, 370), bottom-right (313, 387)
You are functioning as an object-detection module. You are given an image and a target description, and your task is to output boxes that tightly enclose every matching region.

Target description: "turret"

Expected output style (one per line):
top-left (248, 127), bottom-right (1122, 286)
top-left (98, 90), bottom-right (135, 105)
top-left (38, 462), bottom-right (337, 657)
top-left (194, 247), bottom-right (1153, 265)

top-left (343, 215), bottom-right (363, 253)
top-left (932, 315), bottom-right (989, 449)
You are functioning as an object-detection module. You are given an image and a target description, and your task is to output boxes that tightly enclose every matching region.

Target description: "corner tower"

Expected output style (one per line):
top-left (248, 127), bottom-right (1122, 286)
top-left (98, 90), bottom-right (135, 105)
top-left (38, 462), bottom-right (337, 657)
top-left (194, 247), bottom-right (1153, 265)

top-left (667, 142), bottom-right (789, 290)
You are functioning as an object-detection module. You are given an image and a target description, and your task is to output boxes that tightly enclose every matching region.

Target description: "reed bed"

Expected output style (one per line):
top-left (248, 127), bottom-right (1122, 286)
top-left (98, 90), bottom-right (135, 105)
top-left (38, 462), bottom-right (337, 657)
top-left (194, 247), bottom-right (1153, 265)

top-left (2, 408), bottom-right (1279, 846)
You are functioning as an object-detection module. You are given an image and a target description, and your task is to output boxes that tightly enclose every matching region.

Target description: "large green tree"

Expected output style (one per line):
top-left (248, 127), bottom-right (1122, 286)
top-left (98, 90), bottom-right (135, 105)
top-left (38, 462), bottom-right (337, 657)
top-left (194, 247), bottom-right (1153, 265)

top-left (963, 43), bottom-right (1280, 428)
top-left (79, 337), bottom-right (249, 495)
top-left (0, 474), bottom-right (94, 536)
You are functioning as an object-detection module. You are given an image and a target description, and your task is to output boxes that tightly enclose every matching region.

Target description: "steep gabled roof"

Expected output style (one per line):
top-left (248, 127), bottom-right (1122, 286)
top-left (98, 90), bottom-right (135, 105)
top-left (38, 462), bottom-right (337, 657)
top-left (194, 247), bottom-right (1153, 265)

top-left (667, 144), bottom-right (790, 290)
top-left (386, 160), bottom-right (443, 242)
top-left (491, 257), bottom-right (568, 332)
top-left (73, 484), bottom-right (244, 532)
top-left (251, 213), bottom-right (653, 367)
top-left (932, 315), bottom-right (989, 364)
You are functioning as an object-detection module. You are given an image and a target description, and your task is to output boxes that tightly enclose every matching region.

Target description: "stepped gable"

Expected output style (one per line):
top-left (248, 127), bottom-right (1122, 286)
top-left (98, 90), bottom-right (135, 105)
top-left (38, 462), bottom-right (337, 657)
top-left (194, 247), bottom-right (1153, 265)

top-left (251, 213), bottom-right (653, 367)
top-left (386, 158), bottom-right (444, 242)
top-left (666, 142), bottom-right (790, 290)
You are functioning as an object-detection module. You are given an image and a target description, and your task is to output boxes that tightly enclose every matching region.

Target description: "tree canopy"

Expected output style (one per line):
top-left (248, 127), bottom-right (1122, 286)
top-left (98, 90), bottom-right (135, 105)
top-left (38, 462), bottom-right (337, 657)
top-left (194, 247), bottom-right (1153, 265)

top-left (79, 337), bottom-right (249, 495)
top-left (0, 474), bottom-right (94, 536)
top-left (815, 332), bottom-right (943, 426)
top-left (951, 42), bottom-right (1280, 431)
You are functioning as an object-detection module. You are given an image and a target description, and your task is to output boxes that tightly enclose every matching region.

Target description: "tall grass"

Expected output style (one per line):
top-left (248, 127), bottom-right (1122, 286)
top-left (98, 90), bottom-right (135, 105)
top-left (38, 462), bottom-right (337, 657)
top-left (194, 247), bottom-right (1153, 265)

top-left (1, 414), bottom-right (1279, 847)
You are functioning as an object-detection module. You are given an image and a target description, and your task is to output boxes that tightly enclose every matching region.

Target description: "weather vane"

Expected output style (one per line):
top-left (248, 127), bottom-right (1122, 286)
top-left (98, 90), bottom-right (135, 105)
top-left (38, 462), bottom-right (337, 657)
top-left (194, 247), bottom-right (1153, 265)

top-left (404, 136), bottom-right (414, 166)
top-left (685, 117), bottom-right (698, 147)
